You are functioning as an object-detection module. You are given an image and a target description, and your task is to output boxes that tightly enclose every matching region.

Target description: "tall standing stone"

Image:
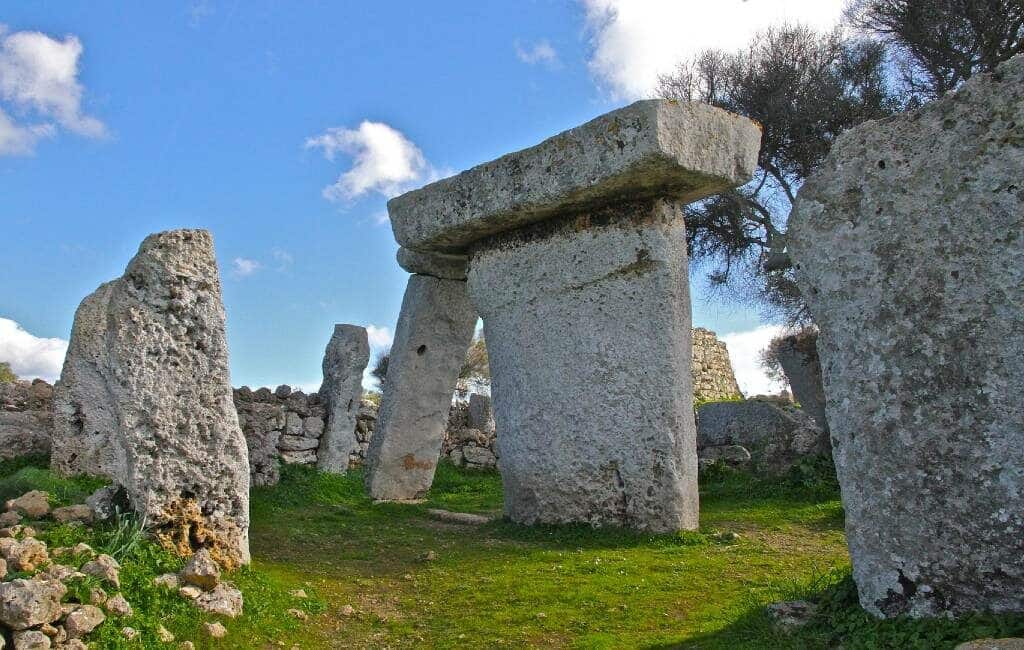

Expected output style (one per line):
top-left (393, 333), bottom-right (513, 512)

top-left (773, 331), bottom-right (827, 432)
top-left (388, 100), bottom-right (760, 530)
top-left (52, 230), bottom-right (250, 568)
top-left (317, 324), bottom-right (370, 473)
top-left (788, 57), bottom-right (1024, 617)
top-left (364, 274), bottom-right (477, 500)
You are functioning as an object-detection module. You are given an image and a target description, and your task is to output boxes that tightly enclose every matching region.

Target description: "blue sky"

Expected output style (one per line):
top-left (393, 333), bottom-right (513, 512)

top-left (0, 1), bottom-right (845, 394)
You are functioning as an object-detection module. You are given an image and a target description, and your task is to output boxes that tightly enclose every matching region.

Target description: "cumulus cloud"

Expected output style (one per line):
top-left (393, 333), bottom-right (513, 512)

top-left (0, 317), bottom-right (68, 382)
top-left (580, 0), bottom-right (846, 100)
top-left (0, 24), bottom-right (106, 154)
top-left (514, 39), bottom-right (559, 66)
top-left (306, 120), bottom-right (447, 202)
top-left (365, 324), bottom-right (393, 351)
top-left (231, 257), bottom-right (262, 278)
top-left (720, 324), bottom-right (789, 397)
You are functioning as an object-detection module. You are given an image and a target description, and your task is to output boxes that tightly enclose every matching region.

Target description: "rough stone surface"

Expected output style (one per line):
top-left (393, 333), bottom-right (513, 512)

top-left (4, 492), bottom-right (50, 519)
top-left (64, 605), bottom-right (105, 638)
top-left (0, 380), bottom-right (53, 460)
top-left (691, 328), bottom-right (743, 402)
top-left (696, 400), bottom-right (828, 476)
top-left (467, 394), bottom-right (494, 434)
top-left (773, 331), bottom-right (828, 432)
top-left (396, 248), bottom-right (468, 280)
top-left (317, 325), bottom-right (370, 473)
top-left (50, 229), bottom-right (250, 568)
top-left (787, 56), bottom-right (1024, 617)
top-left (389, 100), bottom-right (761, 251)
top-left (11, 630), bottom-right (49, 649)
top-left (181, 548), bottom-right (220, 590)
top-left (957, 641), bottom-right (1024, 650)
top-left (0, 578), bottom-right (65, 630)
top-left (467, 200), bottom-right (699, 531)
top-left (194, 582), bottom-right (243, 618)
top-left (365, 275), bottom-right (477, 500)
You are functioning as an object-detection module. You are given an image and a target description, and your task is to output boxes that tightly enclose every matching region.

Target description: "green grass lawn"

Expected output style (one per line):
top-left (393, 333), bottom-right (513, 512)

top-left (2, 456), bottom-right (1022, 649)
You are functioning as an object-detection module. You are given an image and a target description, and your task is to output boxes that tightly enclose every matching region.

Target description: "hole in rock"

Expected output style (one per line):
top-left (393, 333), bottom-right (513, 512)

top-left (417, 345), bottom-right (427, 355)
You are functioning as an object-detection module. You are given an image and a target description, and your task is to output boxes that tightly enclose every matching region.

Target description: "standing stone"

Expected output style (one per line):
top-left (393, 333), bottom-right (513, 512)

top-left (467, 393), bottom-right (494, 434)
top-left (51, 230), bottom-right (250, 568)
top-left (773, 331), bottom-right (827, 432)
top-left (389, 100), bottom-right (760, 530)
top-left (788, 57), bottom-right (1024, 617)
top-left (364, 275), bottom-right (477, 500)
top-left (317, 325), bottom-right (370, 473)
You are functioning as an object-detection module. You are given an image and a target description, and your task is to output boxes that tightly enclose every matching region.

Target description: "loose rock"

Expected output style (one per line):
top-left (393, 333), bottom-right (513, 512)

top-left (64, 605), bottom-right (106, 638)
top-left (4, 491), bottom-right (50, 519)
top-left (181, 548), bottom-right (220, 590)
top-left (80, 554), bottom-right (120, 588)
top-left (203, 621), bottom-right (227, 639)
top-left (0, 578), bottom-right (66, 630)
top-left (194, 582), bottom-right (243, 618)
top-left (104, 593), bottom-right (132, 618)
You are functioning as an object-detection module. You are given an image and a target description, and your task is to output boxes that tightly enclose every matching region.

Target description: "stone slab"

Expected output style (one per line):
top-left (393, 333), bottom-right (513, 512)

top-left (396, 248), bottom-right (468, 280)
top-left (364, 275), bottom-right (477, 500)
top-left (317, 324), bottom-right (369, 473)
top-left (389, 100), bottom-right (761, 251)
top-left (788, 56), bottom-right (1024, 617)
top-left (467, 199), bottom-right (699, 532)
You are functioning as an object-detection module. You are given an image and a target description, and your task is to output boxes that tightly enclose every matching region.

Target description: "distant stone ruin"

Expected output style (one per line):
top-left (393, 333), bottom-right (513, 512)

top-left (51, 229), bottom-right (251, 568)
top-left (789, 56), bottom-right (1024, 617)
top-left (381, 100), bottom-right (760, 530)
top-left (692, 328), bottom-right (742, 402)
top-left (317, 325), bottom-right (370, 473)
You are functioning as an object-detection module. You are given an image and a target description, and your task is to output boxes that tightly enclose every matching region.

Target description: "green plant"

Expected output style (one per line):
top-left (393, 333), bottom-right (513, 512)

top-left (0, 361), bottom-right (15, 383)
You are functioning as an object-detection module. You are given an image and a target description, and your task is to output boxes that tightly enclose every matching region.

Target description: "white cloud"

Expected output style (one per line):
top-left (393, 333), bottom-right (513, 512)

top-left (231, 257), bottom-right (262, 278)
top-left (271, 248), bottom-right (293, 270)
top-left (306, 120), bottom-right (447, 202)
top-left (580, 0), bottom-right (846, 100)
top-left (720, 324), bottom-right (789, 397)
top-left (0, 24), bottom-right (106, 154)
top-left (365, 324), bottom-right (393, 351)
top-left (0, 317), bottom-right (68, 383)
top-left (514, 39), bottom-right (559, 66)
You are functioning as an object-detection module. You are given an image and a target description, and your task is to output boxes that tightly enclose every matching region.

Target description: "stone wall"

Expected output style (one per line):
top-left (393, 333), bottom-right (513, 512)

top-left (0, 380), bottom-right (53, 460)
top-left (692, 328), bottom-right (743, 402)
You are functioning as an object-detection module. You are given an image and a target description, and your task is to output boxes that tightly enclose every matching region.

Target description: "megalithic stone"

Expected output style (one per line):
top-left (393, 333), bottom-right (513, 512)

top-left (387, 100), bottom-right (761, 531)
top-left (317, 324), bottom-right (370, 473)
top-left (788, 56), bottom-right (1024, 617)
top-left (52, 229), bottom-right (251, 568)
top-left (364, 273), bottom-right (477, 500)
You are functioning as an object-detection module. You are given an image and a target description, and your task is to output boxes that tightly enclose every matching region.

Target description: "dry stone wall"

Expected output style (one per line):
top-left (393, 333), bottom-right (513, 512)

top-left (692, 328), bottom-right (742, 402)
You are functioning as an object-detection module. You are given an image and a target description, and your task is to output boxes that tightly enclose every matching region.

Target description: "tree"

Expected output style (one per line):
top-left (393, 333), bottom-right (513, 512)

top-left (370, 348), bottom-right (390, 386)
top-left (657, 25), bottom-right (900, 323)
top-left (0, 362), bottom-right (15, 384)
top-left (847, 0), bottom-right (1024, 102)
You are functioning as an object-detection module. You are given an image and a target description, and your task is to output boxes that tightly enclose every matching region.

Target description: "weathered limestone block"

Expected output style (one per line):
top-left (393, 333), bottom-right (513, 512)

top-left (0, 381), bottom-right (53, 460)
top-left (696, 400), bottom-right (828, 475)
top-left (51, 229), bottom-right (250, 568)
top-left (469, 200), bottom-right (700, 530)
top-left (788, 56), bottom-right (1024, 617)
top-left (364, 275), bottom-right (477, 500)
top-left (389, 100), bottom-right (760, 251)
top-left (773, 331), bottom-right (827, 432)
top-left (467, 393), bottom-right (494, 434)
top-left (317, 325), bottom-right (370, 473)
top-left (396, 248), bottom-right (468, 280)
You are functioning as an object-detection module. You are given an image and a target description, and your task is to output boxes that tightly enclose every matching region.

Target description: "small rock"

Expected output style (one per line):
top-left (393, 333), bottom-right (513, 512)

top-left (121, 627), bottom-right (139, 640)
top-left (84, 486), bottom-right (121, 521)
top-left (105, 593), bottom-right (133, 617)
top-left (157, 625), bottom-right (175, 642)
top-left (72, 542), bottom-right (95, 558)
top-left (0, 511), bottom-right (20, 527)
top-left (38, 624), bottom-right (62, 642)
top-left (288, 589), bottom-right (307, 599)
top-left (64, 604), bottom-right (106, 638)
top-left (62, 641), bottom-right (88, 650)
top-left (203, 621), bottom-right (228, 639)
top-left (425, 508), bottom-right (492, 525)
top-left (0, 557), bottom-right (6, 579)
top-left (0, 578), bottom-right (66, 630)
top-left (4, 491), bottom-right (50, 519)
top-left (287, 608), bottom-right (308, 620)
top-left (37, 563), bottom-right (83, 582)
top-left (179, 642), bottom-right (195, 650)
top-left (181, 548), bottom-right (220, 590)
top-left (11, 630), bottom-right (50, 649)
top-left (178, 585), bottom-right (202, 599)
top-left (5, 538), bottom-right (48, 573)
top-left (340, 604), bottom-right (356, 617)
top-left (766, 600), bottom-right (817, 630)
top-left (420, 550), bottom-right (437, 562)
top-left (81, 554), bottom-right (120, 588)
top-left (154, 573), bottom-right (180, 590)
top-left (88, 587), bottom-right (107, 606)
top-left (50, 505), bottom-right (94, 525)
top-left (194, 582), bottom-right (243, 618)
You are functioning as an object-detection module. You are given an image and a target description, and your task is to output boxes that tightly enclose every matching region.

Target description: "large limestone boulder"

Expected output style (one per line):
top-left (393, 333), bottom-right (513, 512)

top-left (51, 229), bottom-right (250, 568)
top-left (696, 400), bottom-right (828, 475)
top-left (788, 56), bottom-right (1024, 617)
top-left (317, 324), bottom-right (370, 473)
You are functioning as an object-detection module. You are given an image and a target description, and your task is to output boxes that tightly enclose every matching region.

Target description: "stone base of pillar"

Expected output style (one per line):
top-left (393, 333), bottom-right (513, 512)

top-left (468, 199), bottom-right (699, 532)
top-left (364, 274), bottom-right (477, 501)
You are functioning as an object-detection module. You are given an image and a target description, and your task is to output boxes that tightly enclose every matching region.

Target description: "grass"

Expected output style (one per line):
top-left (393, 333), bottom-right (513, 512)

top-left (1, 456), bottom-right (1021, 648)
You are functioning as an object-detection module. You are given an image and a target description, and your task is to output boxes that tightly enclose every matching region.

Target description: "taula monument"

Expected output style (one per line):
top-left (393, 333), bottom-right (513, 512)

top-left (51, 229), bottom-right (251, 568)
top-left (789, 56), bottom-right (1024, 617)
top-left (369, 100), bottom-right (760, 531)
